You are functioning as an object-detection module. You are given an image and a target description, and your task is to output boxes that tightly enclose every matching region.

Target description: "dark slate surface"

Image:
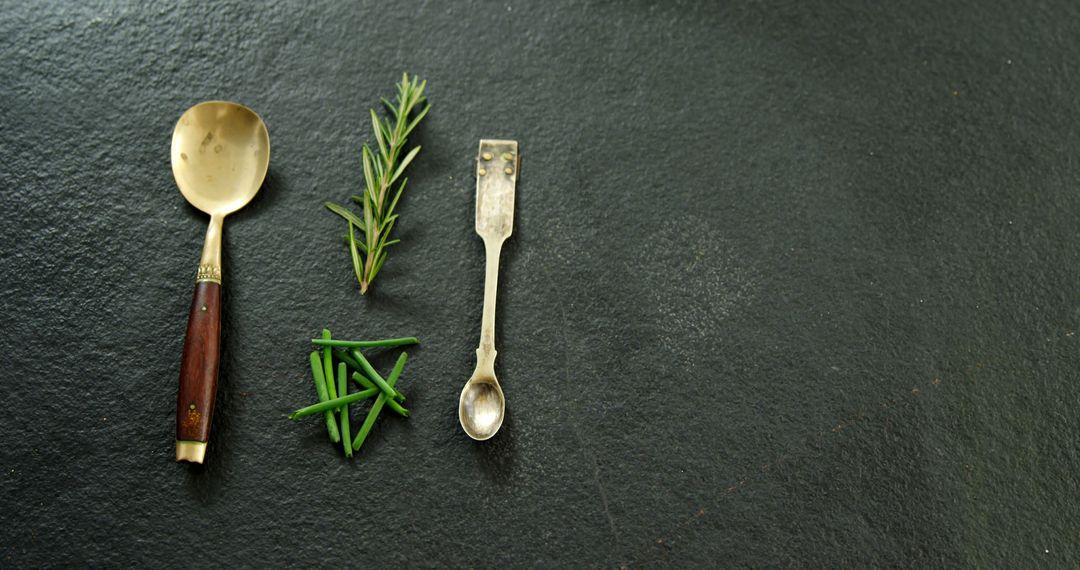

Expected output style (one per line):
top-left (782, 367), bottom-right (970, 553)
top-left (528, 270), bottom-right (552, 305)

top-left (1, 1), bottom-right (1078, 567)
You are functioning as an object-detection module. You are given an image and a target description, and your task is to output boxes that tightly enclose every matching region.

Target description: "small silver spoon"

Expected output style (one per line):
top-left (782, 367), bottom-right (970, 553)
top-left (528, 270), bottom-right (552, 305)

top-left (459, 139), bottom-right (518, 440)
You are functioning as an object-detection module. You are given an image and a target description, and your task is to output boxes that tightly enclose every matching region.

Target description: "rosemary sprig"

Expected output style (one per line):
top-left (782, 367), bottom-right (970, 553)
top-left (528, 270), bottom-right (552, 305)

top-left (326, 73), bottom-right (430, 294)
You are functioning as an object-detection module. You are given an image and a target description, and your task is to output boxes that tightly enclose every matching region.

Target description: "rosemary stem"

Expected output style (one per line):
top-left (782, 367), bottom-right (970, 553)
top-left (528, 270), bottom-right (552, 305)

top-left (352, 352), bottom-right (408, 451)
top-left (288, 388), bottom-right (378, 420)
top-left (308, 352), bottom-right (340, 442)
top-left (312, 337), bottom-right (419, 348)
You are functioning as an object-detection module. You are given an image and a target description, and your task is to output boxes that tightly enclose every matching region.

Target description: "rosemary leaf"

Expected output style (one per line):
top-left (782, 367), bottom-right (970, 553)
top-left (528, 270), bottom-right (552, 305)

top-left (369, 250), bottom-right (388, 283)
top-left (376, 217), bottom-right (398, 251)
top-left (363, 201), bottom-right (374, 251)
top-left (380, 97), bottom-right (397, 117)
top-left (348, 222), bottom-right (364, 285)
top-left (405, 104), bottom-right (430, 136)
top-left (386, 179), bottom-right (406, 219)
top-left (325, 201), bottom-right (366, 231)
top-left (390, 146), bottom-right (421, 185)
top-left (370, 110), bottom-right (388, 158)
top-left (340, 228), bottom-right (368, 252)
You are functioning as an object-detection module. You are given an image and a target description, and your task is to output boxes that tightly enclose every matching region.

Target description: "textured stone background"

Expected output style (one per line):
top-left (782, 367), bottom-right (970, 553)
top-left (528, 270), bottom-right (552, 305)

top-left (2, 0), bottom-right (1079, 567)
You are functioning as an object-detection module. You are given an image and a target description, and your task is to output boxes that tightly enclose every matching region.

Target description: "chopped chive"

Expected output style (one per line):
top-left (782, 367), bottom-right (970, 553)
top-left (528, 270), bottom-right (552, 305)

top-left (322, 329), bottom-right (338, 403)
top-left (309, 352), bottom-right (340, 443)
top-left (348, 348), bottom-right (409, 417)
top-left (311, 337), bottom-right (419, 349)
top-left (336, 349), bottom-right (406, 404)
top-left (347, 371), bottom-right (376, 391)
top-left (351, 372), bottom-right (409, 418)
top-left (333, 349), bottom-right (363, 373)
top-left (363, 371), bottom-right (402, 403)
top-left (352, 352), bottom-right (408, 451)
top-left (338, 362), bottom-right (352, 458)
top-left (349, 349), bottom-right (406, 402)
top-left (288, 388), bottom-right (378, 420)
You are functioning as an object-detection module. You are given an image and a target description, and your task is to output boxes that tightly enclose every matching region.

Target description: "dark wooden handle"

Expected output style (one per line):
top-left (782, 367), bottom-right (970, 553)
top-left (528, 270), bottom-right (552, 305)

top-left (175, 280), bottom-right (222, 444)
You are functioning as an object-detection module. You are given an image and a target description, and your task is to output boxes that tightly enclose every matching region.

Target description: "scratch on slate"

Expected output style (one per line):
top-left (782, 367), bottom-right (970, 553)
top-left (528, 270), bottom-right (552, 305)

top-left (575, 424), bottom-right (618, 543)
top-left (560, 303), bottom-right (618, 544)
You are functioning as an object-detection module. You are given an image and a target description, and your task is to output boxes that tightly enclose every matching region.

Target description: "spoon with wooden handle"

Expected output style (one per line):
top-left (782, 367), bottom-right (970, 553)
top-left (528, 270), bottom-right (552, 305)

top-left (170, 101), bottom-right (270, 463)
top-left (458, 139), bottom-right (518, 440)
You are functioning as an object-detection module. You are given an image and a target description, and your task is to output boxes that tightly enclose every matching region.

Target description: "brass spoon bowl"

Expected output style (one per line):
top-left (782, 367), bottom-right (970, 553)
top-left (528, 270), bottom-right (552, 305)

top-left (171, 101), bottom-right (269, 463)
top-left (172, 101), bottom-right (270, 218)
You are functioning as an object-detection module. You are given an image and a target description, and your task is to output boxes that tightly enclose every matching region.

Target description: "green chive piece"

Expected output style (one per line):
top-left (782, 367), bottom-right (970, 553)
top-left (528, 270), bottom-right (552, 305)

top-left (322, 329), bottom-right (338, 402)
top-left (349, 348), bottom-right (406, 402)
top-left (336, 348), bottom-right (406, 405)
top-left (352, 352), bottom-right (408, 451)
top-left (338, 362), bottom-right (352, 458)
top-left (333, 349), bottom-right (364, 374)
top-left (347, 371), bottom-right (377, 392)
top-left (311, 337), bottom-right (419, 349)
top-left (308, 352), bottom-right (340, 443)
top-left (288, 388), bottom-right (378, 420)
top-left (351, 372), bottom-right (409, 418)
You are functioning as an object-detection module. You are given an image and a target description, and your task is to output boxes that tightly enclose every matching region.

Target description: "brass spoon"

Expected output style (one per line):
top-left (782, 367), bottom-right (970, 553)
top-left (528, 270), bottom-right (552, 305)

top-left (171, 101), bottom-right (269, 463)
top-left (459, 140), bottom-right (518, 440)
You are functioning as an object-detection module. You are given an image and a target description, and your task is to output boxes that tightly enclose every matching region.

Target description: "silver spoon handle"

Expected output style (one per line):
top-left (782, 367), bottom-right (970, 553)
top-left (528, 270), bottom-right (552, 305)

top-left (476, 237), bottom-right (503, 375)
top-left (474, 139), bottom-right (518, 376)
